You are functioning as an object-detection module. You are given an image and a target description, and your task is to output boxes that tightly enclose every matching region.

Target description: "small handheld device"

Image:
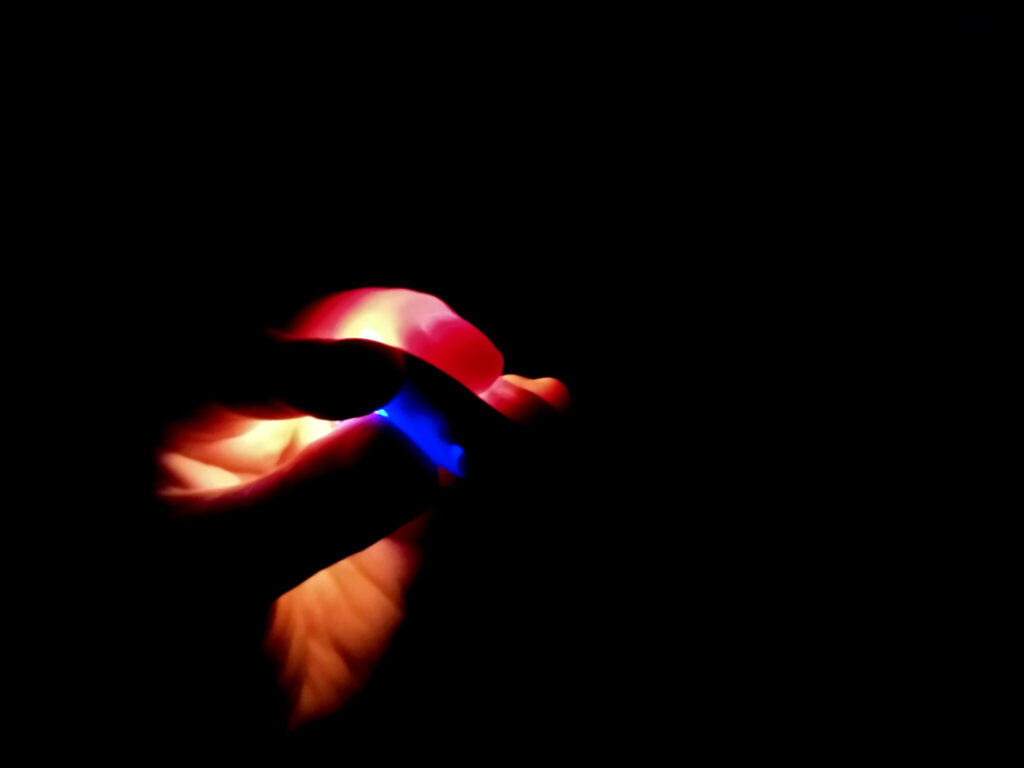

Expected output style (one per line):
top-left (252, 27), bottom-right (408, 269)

top-left (372, 382), bottom-right (466, 477)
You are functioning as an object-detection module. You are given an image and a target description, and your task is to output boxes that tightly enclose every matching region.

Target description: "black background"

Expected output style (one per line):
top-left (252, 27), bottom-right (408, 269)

top-left (19, 7), bottom-right (1017, 757)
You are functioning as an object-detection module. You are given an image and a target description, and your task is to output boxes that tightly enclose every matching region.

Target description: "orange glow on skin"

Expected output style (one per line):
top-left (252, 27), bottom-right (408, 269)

top-left (157, 288), bottom-right (568, 729)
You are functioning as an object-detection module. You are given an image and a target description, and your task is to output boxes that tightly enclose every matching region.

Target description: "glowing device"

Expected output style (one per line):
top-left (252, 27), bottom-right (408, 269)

top-left (373, 383), bottom-right (466, 477)
top-left (336, 382), bottom-right (466, 477)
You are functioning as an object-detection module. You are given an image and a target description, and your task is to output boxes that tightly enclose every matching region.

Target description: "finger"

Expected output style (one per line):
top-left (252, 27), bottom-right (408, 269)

top-left (480, 374), bottom-right (571, 424)
top-left (159, 413), bottom-right (332, 481)
top-left (159, 416), bottom-right (438, 602)
top-left (288, 287), bottom-right (504, 394)
top-left (160, 332), bottom-right (407, 423)
top-left (498, 375), bottom-right (571, 414)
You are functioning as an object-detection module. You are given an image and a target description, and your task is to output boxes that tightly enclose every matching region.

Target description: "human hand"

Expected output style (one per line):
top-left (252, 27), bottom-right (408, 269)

top-left (152, 288), bottom-right (569, 734)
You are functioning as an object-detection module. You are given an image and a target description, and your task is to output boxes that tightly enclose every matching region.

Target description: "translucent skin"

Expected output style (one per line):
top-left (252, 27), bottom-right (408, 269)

top-left (288, 288), bottom-right (505, 394)
top-left (157, 288), bottom-right (568, 729)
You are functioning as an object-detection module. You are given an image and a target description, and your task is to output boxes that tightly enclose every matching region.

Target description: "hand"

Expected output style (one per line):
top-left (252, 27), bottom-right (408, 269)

top-left (150, 288), bottom-right (569, 737)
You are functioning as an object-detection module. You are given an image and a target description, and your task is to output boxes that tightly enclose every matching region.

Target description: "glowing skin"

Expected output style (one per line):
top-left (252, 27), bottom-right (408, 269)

top-left (289, 288), bottom-right (504, 394)
top-left (157, 288), bottom-right (568, 729)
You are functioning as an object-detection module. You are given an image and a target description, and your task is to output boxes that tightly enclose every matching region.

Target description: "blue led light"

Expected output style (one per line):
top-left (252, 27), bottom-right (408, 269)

top-left (373, 384), bottom-right (466, 477)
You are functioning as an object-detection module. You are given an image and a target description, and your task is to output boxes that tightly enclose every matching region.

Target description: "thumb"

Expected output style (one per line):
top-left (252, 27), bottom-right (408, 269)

top-left (159, 331), bottom-right (407, 422)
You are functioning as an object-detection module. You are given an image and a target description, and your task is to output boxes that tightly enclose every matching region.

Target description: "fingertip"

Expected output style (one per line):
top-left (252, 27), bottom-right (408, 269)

top-left (502, 374), bottom-right (571, 414)
top-left (479, 375), bottom-right (566, 424)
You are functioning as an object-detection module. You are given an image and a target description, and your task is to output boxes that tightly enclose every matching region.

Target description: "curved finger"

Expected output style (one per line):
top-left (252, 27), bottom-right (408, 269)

top-left (163, 332), bottom-right (407, 424)
top-left (160, 416), bottom-right (438, 602)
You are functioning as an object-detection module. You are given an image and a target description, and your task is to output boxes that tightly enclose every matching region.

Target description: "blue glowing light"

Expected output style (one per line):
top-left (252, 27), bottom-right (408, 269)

top-left (372, 384), bottom-right (466, 477)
